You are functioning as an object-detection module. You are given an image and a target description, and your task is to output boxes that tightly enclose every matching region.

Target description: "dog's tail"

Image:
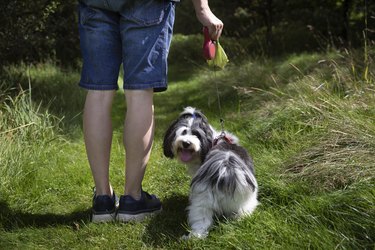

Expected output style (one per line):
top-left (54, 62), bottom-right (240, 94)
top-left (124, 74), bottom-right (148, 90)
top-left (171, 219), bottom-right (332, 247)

top-left (191, 150), bottom-right (257, 196)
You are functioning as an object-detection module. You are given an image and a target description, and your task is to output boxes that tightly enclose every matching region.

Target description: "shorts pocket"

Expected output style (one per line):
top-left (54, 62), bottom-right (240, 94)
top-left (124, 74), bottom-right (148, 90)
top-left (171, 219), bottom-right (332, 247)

top-left (79, 3), bottom-right (97, 26)
top-left (123, 0), bottom-right (170, 26)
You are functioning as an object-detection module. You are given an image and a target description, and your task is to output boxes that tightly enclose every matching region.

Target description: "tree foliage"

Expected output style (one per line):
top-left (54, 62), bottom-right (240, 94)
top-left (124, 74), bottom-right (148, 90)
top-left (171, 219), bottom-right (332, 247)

top-left (0, 0), bottom-right (374, 66)
top-left (175, 0), bottom-right (374, 54)
top-left (0, 0), bottom-right (79, 66)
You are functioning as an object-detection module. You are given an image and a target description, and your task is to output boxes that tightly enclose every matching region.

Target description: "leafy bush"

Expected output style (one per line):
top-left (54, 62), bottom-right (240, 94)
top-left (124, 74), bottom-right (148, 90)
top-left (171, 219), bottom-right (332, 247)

top-left (0, 0), bottom-right (79, 66)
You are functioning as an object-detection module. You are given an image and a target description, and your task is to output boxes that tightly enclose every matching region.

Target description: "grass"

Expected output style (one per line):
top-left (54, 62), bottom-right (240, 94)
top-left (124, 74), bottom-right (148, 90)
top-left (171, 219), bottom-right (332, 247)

top-left (0, 47), bottom-right (374, 249)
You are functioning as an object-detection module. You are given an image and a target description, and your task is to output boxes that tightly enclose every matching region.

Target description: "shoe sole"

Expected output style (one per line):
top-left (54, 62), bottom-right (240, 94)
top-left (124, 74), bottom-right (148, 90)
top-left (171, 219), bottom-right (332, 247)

top-left (116, 208), bottom-right (162, 222)
top-left (92, 212), bottom-right (116, 223)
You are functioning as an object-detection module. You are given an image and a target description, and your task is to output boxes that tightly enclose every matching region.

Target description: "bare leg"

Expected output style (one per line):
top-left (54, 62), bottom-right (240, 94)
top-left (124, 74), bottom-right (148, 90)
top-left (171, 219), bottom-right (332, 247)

top-left (123, 89), bottom-right (154, 200)
top-left (83, 90), bottom-right (115, 196)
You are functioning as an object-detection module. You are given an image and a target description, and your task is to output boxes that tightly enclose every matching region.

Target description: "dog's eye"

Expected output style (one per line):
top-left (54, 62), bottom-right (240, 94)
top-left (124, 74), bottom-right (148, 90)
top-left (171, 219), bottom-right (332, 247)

top-left (182, 129), bottom-right (187, 135)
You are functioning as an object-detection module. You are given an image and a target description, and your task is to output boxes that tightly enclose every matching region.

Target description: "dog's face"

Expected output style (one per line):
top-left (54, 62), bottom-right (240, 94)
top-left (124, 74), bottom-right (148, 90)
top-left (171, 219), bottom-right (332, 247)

top-left (163, 107), bottom-right (214, 165)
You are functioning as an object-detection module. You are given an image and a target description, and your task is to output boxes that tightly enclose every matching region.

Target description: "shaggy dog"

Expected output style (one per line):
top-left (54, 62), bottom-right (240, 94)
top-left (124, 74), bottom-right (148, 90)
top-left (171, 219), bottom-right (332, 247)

top-left (163, 107), bottom-right (258, 238)
top-left (163, 107), bottom-right (216, 175)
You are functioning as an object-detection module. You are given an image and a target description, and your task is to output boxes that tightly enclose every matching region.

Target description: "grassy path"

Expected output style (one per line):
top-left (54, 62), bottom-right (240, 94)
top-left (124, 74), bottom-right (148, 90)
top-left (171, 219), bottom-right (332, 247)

top-left (0, 69), bottom-right (216, 249)
top-left (1, 53), bottom-right (374, 249)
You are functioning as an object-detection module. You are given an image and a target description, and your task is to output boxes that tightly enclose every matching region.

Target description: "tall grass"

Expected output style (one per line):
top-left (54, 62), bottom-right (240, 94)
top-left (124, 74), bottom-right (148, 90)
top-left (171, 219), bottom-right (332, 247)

top-left (0, 88), bottom-right (61, 198)
top-left (191, 49), bottom-right (375, 248)
top-left (0, 47), bottom-right (374, 249)
top-left (2, 62), bottom-right (84, 120)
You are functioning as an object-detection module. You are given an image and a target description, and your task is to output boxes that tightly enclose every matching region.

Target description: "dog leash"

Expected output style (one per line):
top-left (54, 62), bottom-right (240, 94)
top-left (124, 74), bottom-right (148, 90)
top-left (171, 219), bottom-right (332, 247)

top-left (202, 27), bottom-right (227, 136)
top-left (213, 67), bottom-right (226, 136)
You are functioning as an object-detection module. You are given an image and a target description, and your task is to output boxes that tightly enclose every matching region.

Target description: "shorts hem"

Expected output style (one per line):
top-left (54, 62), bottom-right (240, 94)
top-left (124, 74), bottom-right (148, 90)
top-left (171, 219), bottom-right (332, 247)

top-left (123, 81), bottom-right (167, 93)
top-left (79, 82), bottom-right (119, 91)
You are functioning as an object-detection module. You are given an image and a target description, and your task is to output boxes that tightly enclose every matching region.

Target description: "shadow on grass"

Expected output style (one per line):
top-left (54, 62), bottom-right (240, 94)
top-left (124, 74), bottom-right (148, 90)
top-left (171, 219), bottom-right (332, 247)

top-left (0, 200), bottom-right (91, 231)
top-left (143, 194), bottom-right (189, 246)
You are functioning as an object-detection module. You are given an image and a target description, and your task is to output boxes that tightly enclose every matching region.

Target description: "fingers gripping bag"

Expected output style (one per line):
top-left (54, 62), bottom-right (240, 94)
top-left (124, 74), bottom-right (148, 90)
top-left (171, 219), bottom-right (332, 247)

top-left (202, 27), bottom-right (229, 69)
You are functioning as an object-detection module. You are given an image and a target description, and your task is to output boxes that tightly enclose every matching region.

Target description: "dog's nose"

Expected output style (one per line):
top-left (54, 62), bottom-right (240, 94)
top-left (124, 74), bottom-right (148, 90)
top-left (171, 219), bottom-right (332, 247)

top-left (182, 141), bottom-right (191, 148)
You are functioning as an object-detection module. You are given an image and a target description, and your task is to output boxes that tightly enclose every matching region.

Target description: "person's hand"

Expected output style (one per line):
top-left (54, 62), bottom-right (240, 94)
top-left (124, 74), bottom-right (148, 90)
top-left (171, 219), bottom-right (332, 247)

top-left (196, 9), bottom-right (223, 41)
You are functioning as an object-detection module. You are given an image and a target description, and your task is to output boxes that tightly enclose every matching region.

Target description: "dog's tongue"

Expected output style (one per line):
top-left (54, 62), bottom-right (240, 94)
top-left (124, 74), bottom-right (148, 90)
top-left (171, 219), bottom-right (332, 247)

top-left (180, 149), bottom-right (193, 162)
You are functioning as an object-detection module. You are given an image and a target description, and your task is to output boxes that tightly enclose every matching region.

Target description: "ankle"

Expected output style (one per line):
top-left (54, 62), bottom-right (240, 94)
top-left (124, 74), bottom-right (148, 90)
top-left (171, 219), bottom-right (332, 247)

top-left (125, 189), bottom-right (142, 200)
top-left (94, 185), bottom-right (113, 197)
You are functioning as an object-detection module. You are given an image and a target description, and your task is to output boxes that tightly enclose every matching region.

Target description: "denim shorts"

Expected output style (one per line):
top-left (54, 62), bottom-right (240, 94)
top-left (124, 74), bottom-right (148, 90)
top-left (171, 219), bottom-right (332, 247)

top-left (78, 0), bottom-right (175, 92)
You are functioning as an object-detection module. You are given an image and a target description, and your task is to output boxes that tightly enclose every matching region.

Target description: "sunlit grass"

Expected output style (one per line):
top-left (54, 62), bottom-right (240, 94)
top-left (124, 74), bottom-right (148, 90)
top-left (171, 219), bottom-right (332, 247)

top-left (0, 46), bottom-right (374, 249)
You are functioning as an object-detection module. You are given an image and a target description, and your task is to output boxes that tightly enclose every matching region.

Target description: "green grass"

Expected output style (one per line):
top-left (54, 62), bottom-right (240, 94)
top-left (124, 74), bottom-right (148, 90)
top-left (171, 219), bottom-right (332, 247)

top-left (0, 47), bottom-right (374, 249)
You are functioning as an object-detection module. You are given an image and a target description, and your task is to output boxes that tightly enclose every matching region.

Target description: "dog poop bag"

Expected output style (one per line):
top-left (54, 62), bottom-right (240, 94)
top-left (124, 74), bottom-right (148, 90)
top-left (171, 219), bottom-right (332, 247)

top-left (207, 41), bottom-right (229, 69)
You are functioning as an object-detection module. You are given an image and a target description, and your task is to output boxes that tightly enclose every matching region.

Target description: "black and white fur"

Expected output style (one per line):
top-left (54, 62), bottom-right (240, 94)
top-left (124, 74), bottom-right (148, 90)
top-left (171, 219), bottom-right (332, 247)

top-left (163, 107), bottom-right (258, 239)
top-left (163, 107), bottom-right (217, 175)
top-left (186, 134), bottom-right (258, 238)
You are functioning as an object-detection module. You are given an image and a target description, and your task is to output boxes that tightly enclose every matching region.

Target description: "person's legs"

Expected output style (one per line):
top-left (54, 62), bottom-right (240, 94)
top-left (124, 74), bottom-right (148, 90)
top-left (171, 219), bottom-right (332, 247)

top-left (119, 2), bottom-right (175, 198)
top-left (116, 89), bottom-right (161, 222)
top-left (78, 0), bottom-right (175, 222)
top-left (83, 90), bottom-right (119, 222)
top-left (78, 2), bottom-right (121, 199)
top-left (83, 90), bottom-right (116, 196)
top-left (123, 89), bottom-right (154, 200)
top-left (115, 1), bottom-right (175, 222)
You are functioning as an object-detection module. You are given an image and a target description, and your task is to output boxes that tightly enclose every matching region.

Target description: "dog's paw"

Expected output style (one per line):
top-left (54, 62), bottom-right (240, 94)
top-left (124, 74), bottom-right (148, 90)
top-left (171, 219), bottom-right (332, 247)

top-left (180, 231), bottom-right (208, 240)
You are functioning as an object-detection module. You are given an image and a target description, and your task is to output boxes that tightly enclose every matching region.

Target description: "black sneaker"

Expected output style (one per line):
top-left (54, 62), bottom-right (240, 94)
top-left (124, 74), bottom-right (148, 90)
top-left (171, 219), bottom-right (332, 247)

top-left (116, 190), bottom-right (162, 222)
top-left (92, 190), bottom-right (119, 223)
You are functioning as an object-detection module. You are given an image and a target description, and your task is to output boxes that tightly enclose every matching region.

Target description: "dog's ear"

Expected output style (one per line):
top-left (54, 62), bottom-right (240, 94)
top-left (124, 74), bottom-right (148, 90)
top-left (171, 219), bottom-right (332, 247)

top-left (200, 136), bottom-right (212, 163)
top-left (163, 119), bottom-right (180, 158)
top-left (195, 120), bottom-right (214, 162)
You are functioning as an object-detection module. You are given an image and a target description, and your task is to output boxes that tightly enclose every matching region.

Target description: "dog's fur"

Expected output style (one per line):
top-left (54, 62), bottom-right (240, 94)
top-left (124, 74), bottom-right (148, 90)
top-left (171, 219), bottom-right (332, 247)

top-left (163, 107), bottom-right (217, 175)
top-left (163, 107), bottom-right (258, 238)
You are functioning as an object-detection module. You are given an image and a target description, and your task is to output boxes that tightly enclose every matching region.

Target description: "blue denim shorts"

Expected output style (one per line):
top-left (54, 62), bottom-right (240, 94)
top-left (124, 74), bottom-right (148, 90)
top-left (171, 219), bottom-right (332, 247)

top-left (78, 0), bottom-right (175, 92)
